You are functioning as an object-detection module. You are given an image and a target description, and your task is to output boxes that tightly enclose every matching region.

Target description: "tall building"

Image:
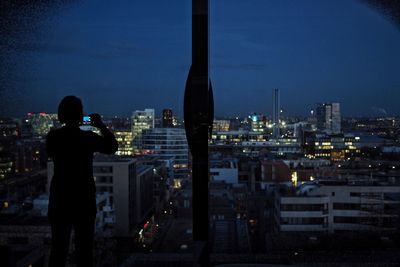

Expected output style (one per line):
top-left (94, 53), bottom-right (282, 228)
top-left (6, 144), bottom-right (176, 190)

top-left (131, 109), bottom-right (155, 153)
top-left (249, 114), bottom-right (264, 132)
top-left (272, 88), bottom-right (280, 139)
top-left (114, 130), bottom-right (133, 156)
top-left (316, 103), bottom-right (341, 134)
top-left (0, 118), bottom-right (19, 179)
top-left (0, 118), bottom-right (19, 138)
top-left (162, 109), bottom-right (173, 128)
top-left (307, 109), bottom-right (318, 131)
top-left (14, 139), bottom-right (46, 174)
top-left (0, 152), bottom-right (13, 180)
top-left (141, 128), bottom-right (189, 182)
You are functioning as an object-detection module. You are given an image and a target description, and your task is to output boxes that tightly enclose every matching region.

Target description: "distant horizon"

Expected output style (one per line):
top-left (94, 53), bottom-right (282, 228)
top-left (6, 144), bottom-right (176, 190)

top-left (7, 106), bottom-right (400, 120)
top-left (4, 94), bottom-right (400, 118)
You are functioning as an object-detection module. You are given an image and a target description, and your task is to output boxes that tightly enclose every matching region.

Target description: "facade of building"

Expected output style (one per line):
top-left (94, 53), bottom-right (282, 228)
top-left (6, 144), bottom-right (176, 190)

top-left (141, 128), bottom-right (189, 181)
top-left (213, 119), bottom-right (231, 132)
top-left (0, 121), bottom-right (15, 179)
top-left (306, 133), bottom-right (360, 160)
top-left (131, 109), bottom-right (155, 153)
top-left (249, 114), bottom-right (265, 133)
top-left (0, 118), bottom-right (19, 137)
top-left (275, 182), bottom-right (400, 233)
top-left (316, 103), bottom-right (341, 134)
top-left (162, 109), bottom-right (173, 128)
top-left (242, 138), bottom-right (302, 156)
top-left (210, 159), bottom-right (239, 184)
top-left (0, 153), bottom-right (13, 180)
top-left (14, 139), bottom-right (47, 174)
top-left (114, 129), bottom-right (133, 156)
top-left (211, 131), bottom-right (268, 145)
top-left (260, 160), bottom-right (292, 191)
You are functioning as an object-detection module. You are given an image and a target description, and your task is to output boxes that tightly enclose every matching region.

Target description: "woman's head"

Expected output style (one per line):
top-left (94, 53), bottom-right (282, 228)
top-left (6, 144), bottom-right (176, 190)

top-left (57, 96), bottom-right (83, 125)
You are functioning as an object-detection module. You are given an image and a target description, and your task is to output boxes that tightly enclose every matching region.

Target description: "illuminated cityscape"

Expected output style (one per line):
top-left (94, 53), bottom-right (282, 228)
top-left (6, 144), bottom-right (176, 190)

top-left (1, 104), bottom-right (400, 266)
top-left (131, 109), bottom-right (155, 154)
top-left (1, 0), bottom-right (400, 266)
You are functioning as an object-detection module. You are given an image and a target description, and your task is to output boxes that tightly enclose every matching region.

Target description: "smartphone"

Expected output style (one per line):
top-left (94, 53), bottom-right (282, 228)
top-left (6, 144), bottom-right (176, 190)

top-left (83, 115), bottom-right (92, 125)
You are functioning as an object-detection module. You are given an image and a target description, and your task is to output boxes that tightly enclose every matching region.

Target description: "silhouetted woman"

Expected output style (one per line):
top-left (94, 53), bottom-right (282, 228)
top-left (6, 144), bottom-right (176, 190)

top-left (46, 96), bottom-right (118, 267)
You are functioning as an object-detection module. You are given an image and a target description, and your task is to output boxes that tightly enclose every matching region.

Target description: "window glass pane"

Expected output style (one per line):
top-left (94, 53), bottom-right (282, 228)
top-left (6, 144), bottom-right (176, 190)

top-left (210, 0), bottom-right (400, 263)
top-left (0, 0), bottom-right (191, 265)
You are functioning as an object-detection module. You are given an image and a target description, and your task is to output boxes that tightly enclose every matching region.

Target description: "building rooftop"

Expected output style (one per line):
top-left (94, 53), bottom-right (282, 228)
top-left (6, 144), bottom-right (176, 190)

top-left (210, 159), bottom-right (237, 169)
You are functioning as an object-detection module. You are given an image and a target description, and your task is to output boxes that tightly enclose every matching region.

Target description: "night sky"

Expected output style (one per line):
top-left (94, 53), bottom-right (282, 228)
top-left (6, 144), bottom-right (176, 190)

top-left (1, 0), bottom-right (400, 118)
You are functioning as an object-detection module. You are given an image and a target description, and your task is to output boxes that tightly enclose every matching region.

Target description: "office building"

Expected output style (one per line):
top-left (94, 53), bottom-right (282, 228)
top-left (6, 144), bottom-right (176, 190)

top-left (131, 109), bottom-right (155, 153)
top-left (316, 103), bottom-right (341, 134)
top-left (162, 109), bottom-right (173, 128)
top-left (0, 153), bottom-right (13, 180)
top-left (0, 118), bottom-right (19, 138)
top-left (213, 119), bottom-right (231, 132)
top-left (211, 130), bottom-right (268, 145)
top-left (305, 133), bottom-right (360, 160)
top-left (275, 181), bottom-right (400, 233)
top-left (210, 159), bottom-right (239, 184)
top-left (14, 139), bottom-right (46, 174)
top-left (249, 114), bottom-right (264, 132)
top-left (307, 109), bottom-right (318, 131)
top-left (141, 128), bottom-right (189, 182)
top-left (114, 129), bottom-right (133, 156)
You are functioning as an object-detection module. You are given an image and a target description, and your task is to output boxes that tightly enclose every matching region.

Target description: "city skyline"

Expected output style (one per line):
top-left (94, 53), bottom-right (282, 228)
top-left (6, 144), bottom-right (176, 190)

top-left (2, 1), bottom-right (400, 266)
top-left (6, 101), bottom-right (396, 120)
top-left (1, 0), bottom-right (400, 117)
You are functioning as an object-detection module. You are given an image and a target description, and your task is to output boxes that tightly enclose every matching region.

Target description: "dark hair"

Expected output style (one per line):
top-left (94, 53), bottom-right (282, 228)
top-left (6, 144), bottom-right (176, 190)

top-left (58, 96), bottom-right (83, 124)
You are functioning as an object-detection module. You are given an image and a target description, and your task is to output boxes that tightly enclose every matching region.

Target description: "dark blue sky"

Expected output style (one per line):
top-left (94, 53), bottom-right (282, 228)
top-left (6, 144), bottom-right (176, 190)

top-left (1, 0), bottom-right (400, 117)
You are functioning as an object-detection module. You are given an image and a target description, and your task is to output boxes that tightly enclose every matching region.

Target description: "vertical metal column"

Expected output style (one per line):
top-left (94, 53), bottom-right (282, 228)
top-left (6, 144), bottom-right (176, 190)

top-left (184, 0), bottom-right (213, 266)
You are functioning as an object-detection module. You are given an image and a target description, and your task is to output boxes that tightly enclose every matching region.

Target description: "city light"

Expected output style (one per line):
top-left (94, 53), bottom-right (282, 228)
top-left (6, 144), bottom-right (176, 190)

top-left (291, 171), bottom-right (298, 187)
